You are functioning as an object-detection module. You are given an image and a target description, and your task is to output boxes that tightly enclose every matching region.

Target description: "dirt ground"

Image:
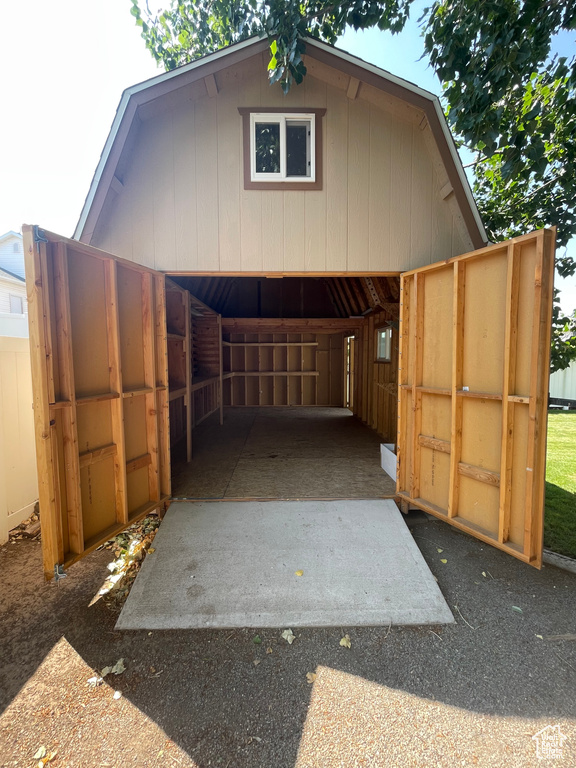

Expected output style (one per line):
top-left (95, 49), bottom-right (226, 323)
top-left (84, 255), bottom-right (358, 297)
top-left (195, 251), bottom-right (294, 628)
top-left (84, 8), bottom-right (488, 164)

top-left (1, 513), bottom-right (575, 768)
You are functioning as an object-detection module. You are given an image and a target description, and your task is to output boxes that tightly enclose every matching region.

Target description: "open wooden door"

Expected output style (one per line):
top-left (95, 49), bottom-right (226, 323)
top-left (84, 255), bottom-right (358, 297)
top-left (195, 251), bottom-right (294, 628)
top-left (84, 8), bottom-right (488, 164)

top-left (397, 228), bottom-right (555, 568)
top-left (23, 226), bottom-right (171, 580)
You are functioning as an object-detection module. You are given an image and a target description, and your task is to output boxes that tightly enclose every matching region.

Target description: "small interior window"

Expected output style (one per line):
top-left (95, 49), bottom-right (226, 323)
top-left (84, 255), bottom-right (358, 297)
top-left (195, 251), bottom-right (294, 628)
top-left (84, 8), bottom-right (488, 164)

top-left (376, 327), bottom-right (392, 362)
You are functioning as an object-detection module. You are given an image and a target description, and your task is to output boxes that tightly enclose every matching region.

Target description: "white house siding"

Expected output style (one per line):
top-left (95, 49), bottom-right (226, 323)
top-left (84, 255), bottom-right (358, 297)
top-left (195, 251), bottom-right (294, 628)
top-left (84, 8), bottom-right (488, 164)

top-left (0, 233), bottom-right (25, 279)
top-left (550, 361), bottom-right (576, 401)
top-left (91, 53), bottom-right (473, 274)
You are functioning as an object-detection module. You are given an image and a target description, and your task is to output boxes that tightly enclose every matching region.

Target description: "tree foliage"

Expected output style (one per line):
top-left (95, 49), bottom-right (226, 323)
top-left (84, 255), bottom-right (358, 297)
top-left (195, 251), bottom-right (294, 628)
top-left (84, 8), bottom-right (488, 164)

top-left (131, 0), bottom-right (576, 371)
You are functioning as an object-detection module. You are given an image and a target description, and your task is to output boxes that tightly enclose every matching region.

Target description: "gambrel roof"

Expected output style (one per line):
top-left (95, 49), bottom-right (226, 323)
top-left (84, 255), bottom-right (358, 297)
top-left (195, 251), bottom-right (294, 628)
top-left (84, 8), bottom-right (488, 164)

top-left (74, 36), bottom-right (487, 249)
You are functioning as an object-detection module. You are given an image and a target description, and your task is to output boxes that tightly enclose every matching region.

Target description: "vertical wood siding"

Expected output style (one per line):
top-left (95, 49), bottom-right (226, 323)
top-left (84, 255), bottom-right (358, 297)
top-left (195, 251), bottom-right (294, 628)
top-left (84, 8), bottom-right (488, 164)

top-left (92, 56), bottom-right (473, 273)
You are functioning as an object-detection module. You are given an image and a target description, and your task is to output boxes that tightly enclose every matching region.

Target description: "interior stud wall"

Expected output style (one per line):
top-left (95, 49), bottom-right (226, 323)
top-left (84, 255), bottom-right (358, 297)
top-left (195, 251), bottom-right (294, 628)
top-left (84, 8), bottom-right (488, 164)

top-left (24, 228), bottom-right (170, 579)
top-left (396, 229), bottom-right (555, 568)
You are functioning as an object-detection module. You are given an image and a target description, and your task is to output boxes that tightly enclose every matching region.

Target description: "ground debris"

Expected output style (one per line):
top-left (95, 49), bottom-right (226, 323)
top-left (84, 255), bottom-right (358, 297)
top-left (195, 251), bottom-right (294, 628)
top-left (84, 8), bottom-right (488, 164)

top-left (281, 629), bottom-right (296, 645)
top-left (101, 658), bottom-right (126, 677)
top-left (9, 506), bottom-right (41, 541)
top-left (96, 514), bottom-right (161, 607)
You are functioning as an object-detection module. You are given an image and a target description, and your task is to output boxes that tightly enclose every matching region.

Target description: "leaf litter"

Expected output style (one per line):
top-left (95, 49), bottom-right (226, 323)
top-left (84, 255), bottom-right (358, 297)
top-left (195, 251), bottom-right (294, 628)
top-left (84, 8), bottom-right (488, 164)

top-left (281, 629), bottom-right (296, 644)
top-left (101, 658), bottom-right (126, 677)
top-left (93, 514), bottom-right (161, 607)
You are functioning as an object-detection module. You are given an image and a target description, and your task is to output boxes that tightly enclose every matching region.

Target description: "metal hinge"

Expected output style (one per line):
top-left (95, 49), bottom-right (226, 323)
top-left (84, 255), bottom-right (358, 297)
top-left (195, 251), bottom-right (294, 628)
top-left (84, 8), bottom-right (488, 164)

top-left (33, 226), bottom-right (48, 245)
top-left (54, 564), bottom-right (67, 583)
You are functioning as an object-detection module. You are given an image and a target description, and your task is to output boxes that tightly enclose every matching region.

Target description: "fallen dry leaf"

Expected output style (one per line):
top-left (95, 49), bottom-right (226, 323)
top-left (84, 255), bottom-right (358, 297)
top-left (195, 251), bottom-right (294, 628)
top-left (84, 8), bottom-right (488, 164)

top-left (437, 548), bottom-right (443, 553)
top-left (253, 659), bottom-right (261, 666)
top-left (281, 629), bottom-right (296, 645)
top-left (266, 647), bottom-right (273, 654)
top-left (295, 570), bottom-right (304, 576)
top-left (440, 559), bottom-right (448, 564)
top-left (148, 547), bottom-right (155, 553)
top-left (87, 676), bottom-right (103, 688)
top-left (306, 672), bottom-right (317, 684)
top-left (38, 749), bottom-right (57, 766)
top-left (340, 634), bottom-right (351, 649)
top-left (33, 748), bottom-right (46, 760)
top-left (102, 658), bottom-right (126, 677)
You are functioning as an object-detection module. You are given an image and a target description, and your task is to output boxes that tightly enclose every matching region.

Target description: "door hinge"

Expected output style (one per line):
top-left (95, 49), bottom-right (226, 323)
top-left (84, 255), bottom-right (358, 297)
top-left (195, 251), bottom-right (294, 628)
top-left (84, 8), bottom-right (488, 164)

top-left (33, 226), bottom-right (48, 245)
top-left (54, 564), bottom-right (67, 583)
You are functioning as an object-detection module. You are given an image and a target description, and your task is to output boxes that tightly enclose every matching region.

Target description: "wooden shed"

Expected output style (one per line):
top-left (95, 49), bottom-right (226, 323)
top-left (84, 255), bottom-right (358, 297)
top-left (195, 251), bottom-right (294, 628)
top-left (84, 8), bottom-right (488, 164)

top-left (24, 37), bottom-right (555, 580)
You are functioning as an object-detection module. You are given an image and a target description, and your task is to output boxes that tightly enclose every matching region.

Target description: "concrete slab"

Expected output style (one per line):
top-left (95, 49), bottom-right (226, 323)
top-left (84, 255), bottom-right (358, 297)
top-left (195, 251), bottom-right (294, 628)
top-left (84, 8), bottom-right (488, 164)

top-left (116, 500), bottom-right (455, 630)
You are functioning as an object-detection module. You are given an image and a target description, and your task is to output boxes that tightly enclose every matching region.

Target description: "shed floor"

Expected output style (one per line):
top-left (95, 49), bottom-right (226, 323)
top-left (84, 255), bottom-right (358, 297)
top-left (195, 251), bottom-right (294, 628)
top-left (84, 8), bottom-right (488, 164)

top-left (171, 407), bottom-right (396, 499)
top-left (116, 500), bottom-right (454, 629)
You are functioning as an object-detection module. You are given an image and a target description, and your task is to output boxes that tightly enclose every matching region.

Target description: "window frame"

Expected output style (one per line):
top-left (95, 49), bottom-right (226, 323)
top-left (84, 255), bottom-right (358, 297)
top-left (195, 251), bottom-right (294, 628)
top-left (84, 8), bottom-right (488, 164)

top-left (9, 294), bottom-right (24, 315)
top-left (238, 107), bottom-right (326, 190)
top-left (375, 326), bottom-right (393, 363)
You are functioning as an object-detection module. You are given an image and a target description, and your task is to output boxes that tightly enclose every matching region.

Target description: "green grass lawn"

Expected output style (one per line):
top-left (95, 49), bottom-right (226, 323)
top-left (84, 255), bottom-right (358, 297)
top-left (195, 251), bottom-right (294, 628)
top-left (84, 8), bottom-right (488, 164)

top-left (545, 411), bottom-right (576, 558)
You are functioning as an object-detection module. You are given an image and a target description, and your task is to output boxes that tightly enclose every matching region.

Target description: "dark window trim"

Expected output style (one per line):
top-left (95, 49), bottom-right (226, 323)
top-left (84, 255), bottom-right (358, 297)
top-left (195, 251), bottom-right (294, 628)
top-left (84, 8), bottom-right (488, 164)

top-left (238, 107), bottom-right (326, 190)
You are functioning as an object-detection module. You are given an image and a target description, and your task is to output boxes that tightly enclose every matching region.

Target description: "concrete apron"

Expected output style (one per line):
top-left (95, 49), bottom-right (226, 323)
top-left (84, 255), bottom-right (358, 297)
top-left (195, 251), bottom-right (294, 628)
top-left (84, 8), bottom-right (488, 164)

top-left (116, 499), bottom-right (454, 630)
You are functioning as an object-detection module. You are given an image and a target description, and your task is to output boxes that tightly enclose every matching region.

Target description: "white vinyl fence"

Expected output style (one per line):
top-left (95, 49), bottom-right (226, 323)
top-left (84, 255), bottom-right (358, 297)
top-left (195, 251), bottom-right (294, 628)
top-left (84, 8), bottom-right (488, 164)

top-left (550, 361), bottom-right (576, 403)
top-left (0, 336), bottom-right (38, 544)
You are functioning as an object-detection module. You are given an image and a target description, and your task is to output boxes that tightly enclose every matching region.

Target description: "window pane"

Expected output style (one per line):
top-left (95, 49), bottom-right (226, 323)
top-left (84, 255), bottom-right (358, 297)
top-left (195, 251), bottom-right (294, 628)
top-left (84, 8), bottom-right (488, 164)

top-left (377, 329), bottom-right (392, 361)
top-left (254, 122), bottom-right (280, 173)
top-left (9, 295), bottom-right (23, 314)
top-left (286, 121), bottom-right (310, 177)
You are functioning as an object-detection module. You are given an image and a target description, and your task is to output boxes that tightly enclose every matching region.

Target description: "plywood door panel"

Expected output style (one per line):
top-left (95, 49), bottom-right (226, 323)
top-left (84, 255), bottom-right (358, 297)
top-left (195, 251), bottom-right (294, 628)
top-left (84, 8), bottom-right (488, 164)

top-left (397, 229), bottom-right (555, 567)
top-left (24, 227), bottom-right (170, 579)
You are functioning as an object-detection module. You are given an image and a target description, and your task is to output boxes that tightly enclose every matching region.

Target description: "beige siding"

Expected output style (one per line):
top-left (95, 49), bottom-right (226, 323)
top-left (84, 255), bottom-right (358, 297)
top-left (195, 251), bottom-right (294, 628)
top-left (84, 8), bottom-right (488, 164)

top-left (92, 55), bottom-right (474, 273)
top-left (0, 337), bottom-right (38, 544)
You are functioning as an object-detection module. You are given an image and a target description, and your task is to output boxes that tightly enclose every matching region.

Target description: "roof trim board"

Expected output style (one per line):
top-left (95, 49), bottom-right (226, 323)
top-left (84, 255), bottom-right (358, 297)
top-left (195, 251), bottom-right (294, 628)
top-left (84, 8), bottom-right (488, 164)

top-left (74, 35), bottom-right (487, 249)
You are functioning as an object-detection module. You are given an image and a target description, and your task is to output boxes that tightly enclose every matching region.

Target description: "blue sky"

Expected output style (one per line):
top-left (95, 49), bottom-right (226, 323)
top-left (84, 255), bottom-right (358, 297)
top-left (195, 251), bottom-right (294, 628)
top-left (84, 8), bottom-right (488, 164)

top-left (0, 0), bottom-right (573, 311)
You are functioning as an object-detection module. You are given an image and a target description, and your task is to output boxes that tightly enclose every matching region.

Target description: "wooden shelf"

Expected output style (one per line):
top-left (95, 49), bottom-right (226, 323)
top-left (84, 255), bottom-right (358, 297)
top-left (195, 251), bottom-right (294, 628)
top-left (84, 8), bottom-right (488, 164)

top-left (226, 371), bottom-right (320, 377)
top-left (456, 389), bottom-right (502, 401)
top-left (169, 387), bottom-right (187, 401)
top-left (123, 387), bottom-right (154, 398)
top-left (75, 392), bottom-right (120, 406)
top-left (223, 341), bottom-right (319, 347)
top-left (190, 375), bottom-right (220, 392)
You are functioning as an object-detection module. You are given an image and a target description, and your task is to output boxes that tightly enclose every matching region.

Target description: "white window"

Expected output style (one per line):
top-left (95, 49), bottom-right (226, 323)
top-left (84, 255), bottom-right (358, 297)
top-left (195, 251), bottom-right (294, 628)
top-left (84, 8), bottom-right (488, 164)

top-left (13, 242), bottom-right (19, 253)
top-left (376, 327), bottom-right (393, 362)
top-left (250, 113), bottom-right (315, 182)
top-left (9, 295), bottom-right (23, 314)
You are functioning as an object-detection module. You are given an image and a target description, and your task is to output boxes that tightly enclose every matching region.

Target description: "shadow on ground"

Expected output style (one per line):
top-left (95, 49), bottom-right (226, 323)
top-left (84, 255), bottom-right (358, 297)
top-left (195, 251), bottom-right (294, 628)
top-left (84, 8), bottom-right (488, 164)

top-left (1, 514), bottom-right (575, 767)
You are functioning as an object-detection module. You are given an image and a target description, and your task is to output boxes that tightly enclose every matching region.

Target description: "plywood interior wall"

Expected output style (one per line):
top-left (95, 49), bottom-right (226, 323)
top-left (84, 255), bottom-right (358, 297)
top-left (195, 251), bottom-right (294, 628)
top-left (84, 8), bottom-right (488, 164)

top-left (222, 332), bottom-right (344, 407)
top-left (351, 309), bottom-right (399, 442)
top-left (24, 229), bottom-right (170, 578)
top-left (91, 52), bottom-right (473, 273)
top-left (396, 230), bottom-right (555, 567)
top-left (167, 281), bottom-right (223, 455)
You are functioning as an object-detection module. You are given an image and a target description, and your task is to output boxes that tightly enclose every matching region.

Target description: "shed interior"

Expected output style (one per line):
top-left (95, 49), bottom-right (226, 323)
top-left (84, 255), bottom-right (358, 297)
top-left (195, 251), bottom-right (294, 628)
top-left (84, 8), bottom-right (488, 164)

top-left (165, 274), bottom-right (400, 499)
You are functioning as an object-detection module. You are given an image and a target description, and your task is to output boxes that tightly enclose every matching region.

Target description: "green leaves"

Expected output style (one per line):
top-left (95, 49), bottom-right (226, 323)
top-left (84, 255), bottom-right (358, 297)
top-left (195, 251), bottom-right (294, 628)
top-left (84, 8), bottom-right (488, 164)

top-left (130, 0), bottom-right (576, 371)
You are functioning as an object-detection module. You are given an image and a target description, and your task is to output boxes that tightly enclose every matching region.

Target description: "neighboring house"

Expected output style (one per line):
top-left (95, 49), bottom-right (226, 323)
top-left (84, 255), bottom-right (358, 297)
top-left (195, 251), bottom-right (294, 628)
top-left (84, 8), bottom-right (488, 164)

top-left (0, 231), bottom-right (28, 338)
top-left (550, 359), bottom-right (576, 407)
top-left (0, 232), bottom-right (36, 542)
top-left (24, 37), bottom-right (554, 579)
